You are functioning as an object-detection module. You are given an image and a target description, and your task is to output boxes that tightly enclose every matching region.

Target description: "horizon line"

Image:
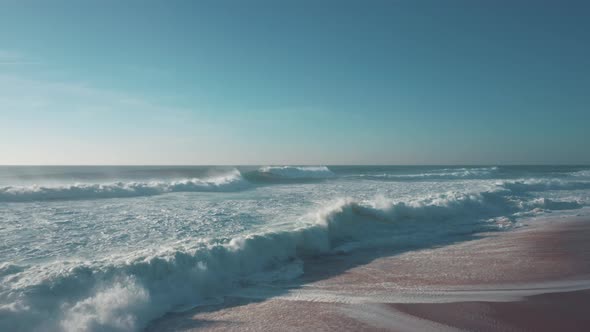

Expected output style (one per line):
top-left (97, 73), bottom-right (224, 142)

top-left (1, 164), bottom-right (589, 167)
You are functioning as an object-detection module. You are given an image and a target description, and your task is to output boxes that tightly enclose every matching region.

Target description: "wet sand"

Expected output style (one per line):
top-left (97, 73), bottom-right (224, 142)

top-left (393, 289), bottom-right (590, 332)
top-left (147, 215), bottom-right (590, 331)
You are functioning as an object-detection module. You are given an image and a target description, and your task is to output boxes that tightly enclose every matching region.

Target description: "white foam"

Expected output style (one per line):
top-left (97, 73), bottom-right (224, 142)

top-left (570, 169), bottom-right (590, 178)
top-left (257, 166), bottom-right (336, 179)
top-left (499, 178), bottom-right (590, 193)
top-left (0, 170), bottom-right (246, 202)
top-left (360, 167), bottom-right (499, 180)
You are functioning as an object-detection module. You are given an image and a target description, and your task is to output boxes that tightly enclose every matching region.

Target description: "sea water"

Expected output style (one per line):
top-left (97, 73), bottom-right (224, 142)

top-left (1, 165), bottom-right (589, 331)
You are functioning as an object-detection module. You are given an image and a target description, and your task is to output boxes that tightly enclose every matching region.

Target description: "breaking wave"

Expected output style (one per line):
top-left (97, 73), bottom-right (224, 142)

top-left (359, 167), bottom-right (499, 181)
top-left (244, 166), bottom-right (336, 182)
top-left (0, 170), bottom-right (247, 202)
top-left (1, 183), bottom-right (584, 332)
top-left (7, 167), bottom-right (589, 203)
top-left (0, 167), bottom-right (340, 202)
top-left (499, 178), bottom-right (590, 193)
top-left (570, 169), bottom-right (590, 178)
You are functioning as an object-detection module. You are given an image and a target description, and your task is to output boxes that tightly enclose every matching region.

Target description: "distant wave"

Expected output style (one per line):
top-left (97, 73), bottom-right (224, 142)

top-left (359, 167), bottom-right (499, 181)
top-left (0, 170), bottom-right (247, 202)
top-left (499, 178), bottom-right (590, 193)
top-left (570, 169), bottom-right (590, 178)
top-left (0, 167), bottom-right (339, 202)
top-left (4, 166), bottom-right (590, 203)
top-left (2, 182), bottom-right (584, 332)
top-left (244, 166), bottom-right (336, 182)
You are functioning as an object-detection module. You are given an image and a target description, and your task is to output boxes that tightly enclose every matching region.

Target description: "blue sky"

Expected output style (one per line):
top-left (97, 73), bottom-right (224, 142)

top-left (1, 0), bottom-right (589, 165)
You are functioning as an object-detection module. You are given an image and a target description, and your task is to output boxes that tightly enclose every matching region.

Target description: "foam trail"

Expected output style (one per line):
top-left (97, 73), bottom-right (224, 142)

top-left (499, 178), bottom-right (590, 193)
top-left (0, 170), bottom-right (246, 202)
top-left (359, 167), bottom-right (498, 181)
top-left (570, 170), bottom-right (590, 178)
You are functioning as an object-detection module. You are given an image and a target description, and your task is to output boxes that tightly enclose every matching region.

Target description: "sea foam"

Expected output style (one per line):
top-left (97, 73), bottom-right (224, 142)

top-left (253, 166), bottom-right (336, 180)
top-left (0, 170), bottom-right (246, 202)
top-left (359, 167), bottom-right (499, 181)
top-left (498, 178), bottom-right (590, 193)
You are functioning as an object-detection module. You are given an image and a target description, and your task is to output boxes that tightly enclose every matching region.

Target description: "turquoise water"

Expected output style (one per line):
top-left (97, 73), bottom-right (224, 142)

top-left (1, 165), bottom-right (589, 331)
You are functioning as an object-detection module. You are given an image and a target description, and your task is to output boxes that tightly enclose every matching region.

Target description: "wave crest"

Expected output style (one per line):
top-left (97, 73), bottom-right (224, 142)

top-left (0, 170), bottom-right (246, 202)
top-left (499, 178), bottom-right (590, 193)
top-left (242, 166), bottom-right (336, 183)
top-left (258, 166), bottom-right (335, 179)
top-left (570, 169), bottom-right (590, 178)
top-left (360, 167), bottom-right (498, 181)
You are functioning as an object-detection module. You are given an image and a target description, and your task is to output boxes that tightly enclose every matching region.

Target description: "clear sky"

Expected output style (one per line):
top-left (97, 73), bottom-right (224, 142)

top-left (1, 0), bottom-right (589, 165)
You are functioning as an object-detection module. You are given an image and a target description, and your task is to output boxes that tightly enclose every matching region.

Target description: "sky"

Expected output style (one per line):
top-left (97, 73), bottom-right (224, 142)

top-left (1, 0), bottom-right (589, 165)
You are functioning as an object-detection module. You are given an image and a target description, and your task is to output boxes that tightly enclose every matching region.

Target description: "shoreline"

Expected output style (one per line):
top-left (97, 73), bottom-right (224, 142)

top-left (147, 215), bottom-right (590, 331)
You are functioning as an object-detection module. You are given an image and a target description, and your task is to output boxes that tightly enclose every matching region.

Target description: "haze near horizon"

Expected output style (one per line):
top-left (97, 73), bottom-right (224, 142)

top-left (1, 0), bottom-right (589, 165)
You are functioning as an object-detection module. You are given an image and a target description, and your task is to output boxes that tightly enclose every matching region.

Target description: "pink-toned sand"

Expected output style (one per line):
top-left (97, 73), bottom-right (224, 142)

top-left (147, 216), bottom-right (590, 331)
top-left (393, 290), bottom-right (590, 332)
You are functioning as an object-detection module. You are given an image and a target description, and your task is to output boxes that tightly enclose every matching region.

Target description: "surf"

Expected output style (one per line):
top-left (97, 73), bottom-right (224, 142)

top-left (1, 180), bottom-right (585, 332)
top-left (0, 169), bottom-right (247, 202)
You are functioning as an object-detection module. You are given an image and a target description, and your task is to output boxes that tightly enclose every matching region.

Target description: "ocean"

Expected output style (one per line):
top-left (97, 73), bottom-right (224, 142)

top-left (1, 165), bottom-right (589, 331)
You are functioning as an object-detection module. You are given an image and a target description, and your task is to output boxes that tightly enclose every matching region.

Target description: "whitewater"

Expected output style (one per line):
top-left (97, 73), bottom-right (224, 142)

top-left (1, 165), bottom-right (589, 332)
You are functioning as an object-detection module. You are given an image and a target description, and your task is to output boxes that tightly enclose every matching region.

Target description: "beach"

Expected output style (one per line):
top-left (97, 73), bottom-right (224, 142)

top-left (147, 215), bottom-right (590, 331)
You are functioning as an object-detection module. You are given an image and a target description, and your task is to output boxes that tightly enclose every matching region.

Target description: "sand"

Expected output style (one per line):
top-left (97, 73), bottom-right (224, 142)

top-left (147, 215), bottom-right (590, 331)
